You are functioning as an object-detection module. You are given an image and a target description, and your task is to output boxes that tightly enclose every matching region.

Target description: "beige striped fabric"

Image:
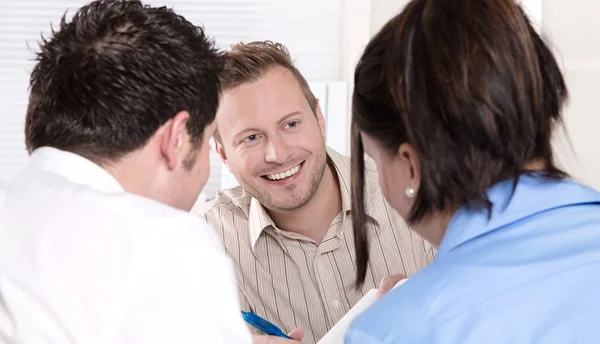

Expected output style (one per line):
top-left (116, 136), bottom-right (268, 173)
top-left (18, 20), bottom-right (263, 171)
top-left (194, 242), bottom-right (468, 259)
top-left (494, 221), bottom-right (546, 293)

top-left (194, 147), bottom-right (434, 344)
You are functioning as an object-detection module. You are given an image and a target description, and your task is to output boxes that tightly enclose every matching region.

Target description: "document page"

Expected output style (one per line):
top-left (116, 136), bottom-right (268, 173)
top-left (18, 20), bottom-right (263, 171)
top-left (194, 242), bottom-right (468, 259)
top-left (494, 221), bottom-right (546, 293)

top-left (317, 279), bottom-right (408, 344)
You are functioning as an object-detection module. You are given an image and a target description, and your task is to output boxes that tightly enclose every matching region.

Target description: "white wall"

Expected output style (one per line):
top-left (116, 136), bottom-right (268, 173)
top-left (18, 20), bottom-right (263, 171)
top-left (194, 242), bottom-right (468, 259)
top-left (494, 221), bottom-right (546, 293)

top-left (544, 0), bottom-right (600, 190)
top-left (366, 0), bottom-right (600, 190)
top-left (370, 0), bottom-right (407, 35)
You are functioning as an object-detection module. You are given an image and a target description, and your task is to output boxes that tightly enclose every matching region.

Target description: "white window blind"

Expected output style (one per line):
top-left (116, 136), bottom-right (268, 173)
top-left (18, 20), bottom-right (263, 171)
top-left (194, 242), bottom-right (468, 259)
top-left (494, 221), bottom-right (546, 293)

top-left (0, 0), bottom-right (343, 199)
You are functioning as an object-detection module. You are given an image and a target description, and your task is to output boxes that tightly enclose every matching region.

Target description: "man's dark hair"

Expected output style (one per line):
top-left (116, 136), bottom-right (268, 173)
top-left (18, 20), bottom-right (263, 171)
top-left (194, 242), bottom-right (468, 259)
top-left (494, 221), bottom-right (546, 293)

top-left (351, 0), bottom-right (569, 286)
top-left (25, 0), bottom-right (225, 165)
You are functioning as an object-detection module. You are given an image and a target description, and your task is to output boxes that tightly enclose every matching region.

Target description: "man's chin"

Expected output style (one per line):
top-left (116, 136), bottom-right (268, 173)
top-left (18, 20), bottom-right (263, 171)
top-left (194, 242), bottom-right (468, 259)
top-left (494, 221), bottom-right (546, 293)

top-left (262, 195), bottom-right (312, 212)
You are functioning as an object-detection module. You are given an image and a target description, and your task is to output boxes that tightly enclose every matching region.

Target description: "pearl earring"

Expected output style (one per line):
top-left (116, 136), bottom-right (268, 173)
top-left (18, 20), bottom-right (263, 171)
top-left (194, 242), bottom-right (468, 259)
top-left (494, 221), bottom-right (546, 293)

top-left (405, 187), bottom-right (416, 199)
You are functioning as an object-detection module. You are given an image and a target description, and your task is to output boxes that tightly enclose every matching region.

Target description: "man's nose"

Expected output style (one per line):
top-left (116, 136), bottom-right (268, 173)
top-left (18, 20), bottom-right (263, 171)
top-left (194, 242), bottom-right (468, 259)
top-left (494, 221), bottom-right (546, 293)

top-left (264, 136), bottom-right (291, 165)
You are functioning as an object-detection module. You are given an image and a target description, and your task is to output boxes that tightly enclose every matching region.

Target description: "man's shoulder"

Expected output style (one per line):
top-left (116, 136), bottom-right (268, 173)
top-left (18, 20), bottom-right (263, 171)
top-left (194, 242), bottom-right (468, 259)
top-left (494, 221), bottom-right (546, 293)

top-left (359, 156), bottom-right (388, 198)
top-left (327, 147), bottom-right (379, 184)
top-left (193, 186), bottom-right (250, 218)
top-left (101, 188), bottom-right (205, 230)
top-left (192, 186), bottom-right (252, 244)
top-left (362, 156), bottom-right (380, 181)
top-left (10, 169), bottom-right (217, 244)
top-left (191, 187), bottom-right (254, 256)
top-left (329, 149), bottom-right (379, 179)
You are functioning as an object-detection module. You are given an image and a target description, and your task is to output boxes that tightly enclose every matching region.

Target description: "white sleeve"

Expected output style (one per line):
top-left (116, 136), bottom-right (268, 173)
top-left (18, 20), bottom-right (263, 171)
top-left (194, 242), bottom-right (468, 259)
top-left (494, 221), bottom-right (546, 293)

top-left (114, 215), bottom-right (252, 344)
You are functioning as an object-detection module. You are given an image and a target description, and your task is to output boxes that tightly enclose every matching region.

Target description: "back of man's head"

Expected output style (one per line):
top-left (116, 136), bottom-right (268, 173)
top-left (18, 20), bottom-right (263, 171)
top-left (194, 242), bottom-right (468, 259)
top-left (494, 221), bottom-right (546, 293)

top-left (25, 0), bottom-right (224, 165)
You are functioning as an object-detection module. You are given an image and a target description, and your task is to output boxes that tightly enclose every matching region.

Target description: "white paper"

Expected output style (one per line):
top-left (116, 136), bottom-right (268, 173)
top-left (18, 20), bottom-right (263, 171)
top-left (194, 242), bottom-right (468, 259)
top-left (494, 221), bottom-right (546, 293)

top-left (317, 279), bottom-right (409, 344)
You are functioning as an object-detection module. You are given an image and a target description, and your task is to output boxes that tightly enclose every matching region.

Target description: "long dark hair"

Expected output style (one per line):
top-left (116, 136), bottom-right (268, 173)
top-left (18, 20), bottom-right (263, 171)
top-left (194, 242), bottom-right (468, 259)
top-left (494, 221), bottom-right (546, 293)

top-left (351, 0), bottom-right (569, 287)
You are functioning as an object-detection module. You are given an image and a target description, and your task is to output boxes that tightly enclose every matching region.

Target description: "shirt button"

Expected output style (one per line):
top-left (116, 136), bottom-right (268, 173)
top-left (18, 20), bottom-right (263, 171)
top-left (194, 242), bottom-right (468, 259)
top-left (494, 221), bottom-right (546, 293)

top-left (331, 300), bottom-right (340, 309)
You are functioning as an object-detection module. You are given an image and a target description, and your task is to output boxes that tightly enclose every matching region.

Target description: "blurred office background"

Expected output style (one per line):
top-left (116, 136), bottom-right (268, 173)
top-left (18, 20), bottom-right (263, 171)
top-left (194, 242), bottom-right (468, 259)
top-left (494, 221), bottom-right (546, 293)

top-left (1, 0), bottom-right (598, 206)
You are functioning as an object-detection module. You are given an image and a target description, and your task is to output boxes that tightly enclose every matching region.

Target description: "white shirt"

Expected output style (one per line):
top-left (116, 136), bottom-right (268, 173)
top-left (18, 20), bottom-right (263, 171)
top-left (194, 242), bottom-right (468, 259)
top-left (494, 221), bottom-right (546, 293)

top-left (0, 147), bottom-right (252, 344)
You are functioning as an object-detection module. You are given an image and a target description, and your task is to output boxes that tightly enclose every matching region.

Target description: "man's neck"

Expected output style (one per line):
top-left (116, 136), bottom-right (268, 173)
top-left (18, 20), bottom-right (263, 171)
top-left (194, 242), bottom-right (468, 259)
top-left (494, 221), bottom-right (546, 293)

top-left (103, 149), bottom-right (156, 199)
top-left (267, 162), bottom-right (342, 243)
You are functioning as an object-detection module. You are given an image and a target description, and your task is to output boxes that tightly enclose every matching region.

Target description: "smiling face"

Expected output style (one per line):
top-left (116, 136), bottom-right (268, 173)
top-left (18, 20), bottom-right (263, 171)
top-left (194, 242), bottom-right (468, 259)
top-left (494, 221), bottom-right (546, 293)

top-left (215, 66), bottom-right (328, 212)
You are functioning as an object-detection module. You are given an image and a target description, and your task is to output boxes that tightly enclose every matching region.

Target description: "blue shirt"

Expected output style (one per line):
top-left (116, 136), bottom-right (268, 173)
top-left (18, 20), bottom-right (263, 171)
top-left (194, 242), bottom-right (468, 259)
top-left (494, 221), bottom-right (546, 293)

top-left (345, 175), bottom-right (600, 344)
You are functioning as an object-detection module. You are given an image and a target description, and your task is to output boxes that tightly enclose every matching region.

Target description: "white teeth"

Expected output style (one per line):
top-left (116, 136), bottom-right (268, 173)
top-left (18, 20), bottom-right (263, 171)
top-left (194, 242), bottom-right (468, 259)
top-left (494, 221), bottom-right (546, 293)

top-left (265, 164), bottom-right (300, 181)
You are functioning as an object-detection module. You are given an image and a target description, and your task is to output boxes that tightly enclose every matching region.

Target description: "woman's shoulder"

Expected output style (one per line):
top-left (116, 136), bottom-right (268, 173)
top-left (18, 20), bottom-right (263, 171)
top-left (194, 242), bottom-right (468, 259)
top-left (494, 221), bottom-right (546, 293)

top-left (345, 263), bottom-right (452, 343)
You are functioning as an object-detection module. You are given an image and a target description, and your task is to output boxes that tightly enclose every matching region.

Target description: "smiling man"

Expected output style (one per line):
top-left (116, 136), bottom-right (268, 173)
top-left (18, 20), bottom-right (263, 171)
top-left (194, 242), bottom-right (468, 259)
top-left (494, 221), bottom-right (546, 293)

top-left (194, 41), bottom-right (434, 344)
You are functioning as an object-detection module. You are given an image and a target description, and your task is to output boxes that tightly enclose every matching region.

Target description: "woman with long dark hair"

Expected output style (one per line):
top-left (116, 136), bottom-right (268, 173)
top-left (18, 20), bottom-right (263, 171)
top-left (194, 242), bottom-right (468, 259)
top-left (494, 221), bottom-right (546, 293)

top-left (347, 0), bottom-right (600, 342)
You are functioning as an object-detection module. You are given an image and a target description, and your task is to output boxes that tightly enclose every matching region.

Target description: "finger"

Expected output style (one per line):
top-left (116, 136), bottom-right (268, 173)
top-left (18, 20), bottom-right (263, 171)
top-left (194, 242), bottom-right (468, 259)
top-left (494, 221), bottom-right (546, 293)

top-left (376, 284), bottom-right (393, 298)
top-left (377, 274), bottom-right (406, 298)
top-left (287, 328), bottom-right (304, 341)
top-left (377, 275), bottom-right (396, 297)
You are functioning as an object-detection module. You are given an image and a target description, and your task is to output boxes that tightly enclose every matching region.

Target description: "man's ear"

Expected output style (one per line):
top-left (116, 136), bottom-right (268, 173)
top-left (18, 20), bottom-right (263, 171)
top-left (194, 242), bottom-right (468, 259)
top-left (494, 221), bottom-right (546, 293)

top-left (315, 98), bottom-right (326, 139)
top-left (214, 138), bottom-right (229, 168)
top-left (160, 111), bottom-right (189, 170)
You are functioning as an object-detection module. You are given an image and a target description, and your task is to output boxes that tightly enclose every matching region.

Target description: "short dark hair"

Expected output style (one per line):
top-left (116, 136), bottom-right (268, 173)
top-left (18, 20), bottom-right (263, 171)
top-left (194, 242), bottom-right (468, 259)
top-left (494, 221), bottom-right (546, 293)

top-left (220, 41), bottom-right (317, 112)
top-left (351, 0), bottom-right (568, 286)
top-left (25, 0), bottom-right (225, 165)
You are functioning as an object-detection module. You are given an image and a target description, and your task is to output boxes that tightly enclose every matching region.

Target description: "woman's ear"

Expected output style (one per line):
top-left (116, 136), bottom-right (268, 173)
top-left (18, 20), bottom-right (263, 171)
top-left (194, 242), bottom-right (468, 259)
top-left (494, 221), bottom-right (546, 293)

top-left (397, 143), bottom-right (421, 189)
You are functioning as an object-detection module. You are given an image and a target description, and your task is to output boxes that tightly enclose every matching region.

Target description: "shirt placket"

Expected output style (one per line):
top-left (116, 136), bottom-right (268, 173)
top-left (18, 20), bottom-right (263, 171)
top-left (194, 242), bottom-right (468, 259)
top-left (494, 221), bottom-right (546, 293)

top-left (312, 218), bottom-right (346, 326)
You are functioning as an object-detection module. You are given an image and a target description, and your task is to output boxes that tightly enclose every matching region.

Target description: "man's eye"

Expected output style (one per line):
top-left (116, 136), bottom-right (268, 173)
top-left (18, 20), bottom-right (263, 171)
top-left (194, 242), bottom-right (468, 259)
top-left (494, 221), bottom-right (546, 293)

top-left (243, 134), bottom-right (257, 143)
top-left (286, 121), bottom-right (298, 129)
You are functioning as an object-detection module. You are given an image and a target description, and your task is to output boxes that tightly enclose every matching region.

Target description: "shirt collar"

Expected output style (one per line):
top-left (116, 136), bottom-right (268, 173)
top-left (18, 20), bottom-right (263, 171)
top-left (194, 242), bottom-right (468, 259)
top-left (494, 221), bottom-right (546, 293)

top-left (26, 147), bottom-right (124, 194)
top-left (327, 146), bottom-right (384, 220)
top-left (327, 146), bottom-right (353, 214)
top-left (438, 174), bottom-right (600, 257)
top-left (248, 146), bottom-right (365, 251)
top-left (248, 197), bottom-right (277, 249)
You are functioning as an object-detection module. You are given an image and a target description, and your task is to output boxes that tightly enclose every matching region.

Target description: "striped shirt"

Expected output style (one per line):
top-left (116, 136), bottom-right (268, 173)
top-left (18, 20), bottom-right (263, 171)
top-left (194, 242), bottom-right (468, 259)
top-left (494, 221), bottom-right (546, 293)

top-left (194, 147), bottom-right (434, 344)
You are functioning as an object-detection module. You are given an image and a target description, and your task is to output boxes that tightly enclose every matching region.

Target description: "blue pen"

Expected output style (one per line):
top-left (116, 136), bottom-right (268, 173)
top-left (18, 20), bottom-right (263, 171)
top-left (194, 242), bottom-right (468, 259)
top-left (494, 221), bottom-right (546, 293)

top-left (241, 311), bottom-right (292, 339)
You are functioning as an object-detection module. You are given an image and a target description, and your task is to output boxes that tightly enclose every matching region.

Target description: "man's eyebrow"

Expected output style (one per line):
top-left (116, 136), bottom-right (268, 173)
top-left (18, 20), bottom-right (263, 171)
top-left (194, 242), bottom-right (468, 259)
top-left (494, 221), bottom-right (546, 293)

top-left (277, 111), bottom-right (302, 125)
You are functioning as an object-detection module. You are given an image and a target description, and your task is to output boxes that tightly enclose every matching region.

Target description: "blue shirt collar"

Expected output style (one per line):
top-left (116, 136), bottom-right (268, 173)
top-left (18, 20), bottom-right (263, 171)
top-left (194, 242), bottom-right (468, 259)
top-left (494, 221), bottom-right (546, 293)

top-left (438, 175), bottom-right (600, 257)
